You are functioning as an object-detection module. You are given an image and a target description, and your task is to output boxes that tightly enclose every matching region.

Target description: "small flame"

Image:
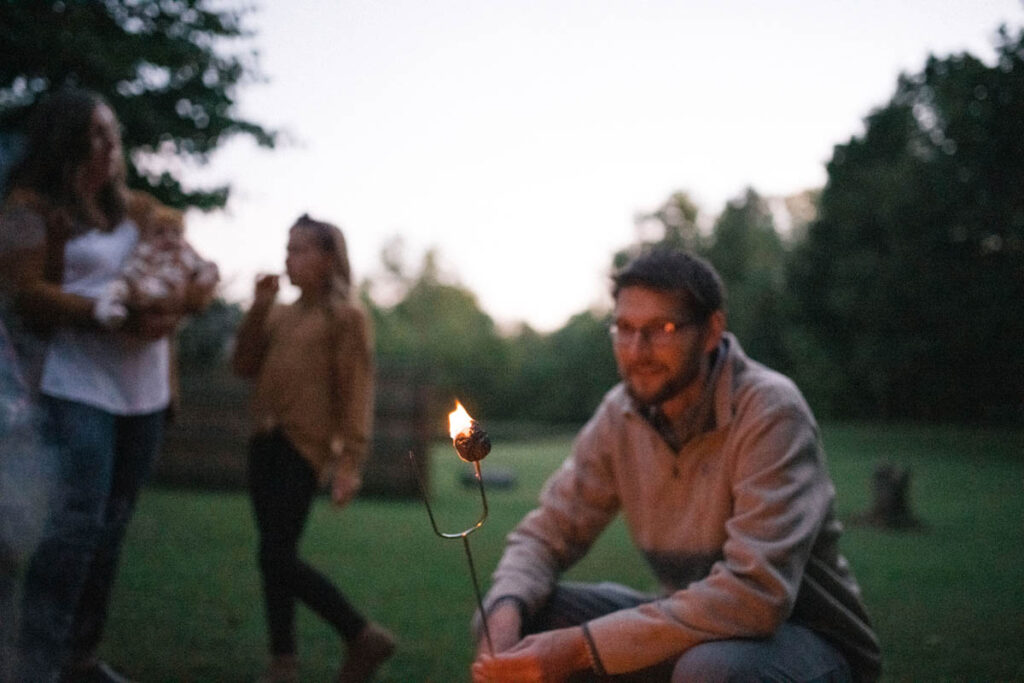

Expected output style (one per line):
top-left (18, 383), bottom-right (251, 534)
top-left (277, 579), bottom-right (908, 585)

top-left (448, 400), bottom-right (473, 440)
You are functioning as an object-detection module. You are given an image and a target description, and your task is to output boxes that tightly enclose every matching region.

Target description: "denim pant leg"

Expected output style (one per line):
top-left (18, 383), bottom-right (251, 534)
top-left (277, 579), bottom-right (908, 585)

top-left (15, 398), bottom-right (163, 681)
top-left (527, 583), bottom-right (852, 683)
top-left (671, 621), bottom-right (853, 683)
top-left (524, 582), bottom-right (675, 682)
top-left (0, 413), bottom-right (56, 683)
top-left (68, 409), bottom-right (165, 664)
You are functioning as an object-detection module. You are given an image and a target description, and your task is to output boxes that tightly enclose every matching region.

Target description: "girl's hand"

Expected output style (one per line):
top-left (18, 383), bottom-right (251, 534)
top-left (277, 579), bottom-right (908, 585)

top-left (253, 273), bottom-right (279, 309)
top-left (331, 471), bottom-right (362, 507)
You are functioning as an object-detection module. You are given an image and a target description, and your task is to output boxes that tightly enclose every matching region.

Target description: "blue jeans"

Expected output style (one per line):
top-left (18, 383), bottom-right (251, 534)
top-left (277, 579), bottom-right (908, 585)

top-left (0, 412), bottom-right (55, 683)
top-left (528, 582), bottom-right (853, 682)
top-left (15, 396), bottom-right (165, 683)
top-left (0, 325), bottom-right (53, 683)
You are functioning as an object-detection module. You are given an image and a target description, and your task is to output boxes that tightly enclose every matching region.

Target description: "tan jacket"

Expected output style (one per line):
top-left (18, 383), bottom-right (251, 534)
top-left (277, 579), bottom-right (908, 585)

top-left (484, 334), bottom-right (881, 681)
top-left (232, 297), bottom-right (374, 481)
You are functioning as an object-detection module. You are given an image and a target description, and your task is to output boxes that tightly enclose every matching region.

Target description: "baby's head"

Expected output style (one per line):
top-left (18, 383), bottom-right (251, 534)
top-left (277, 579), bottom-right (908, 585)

top-left (146, 205), bottom-right (185, 250)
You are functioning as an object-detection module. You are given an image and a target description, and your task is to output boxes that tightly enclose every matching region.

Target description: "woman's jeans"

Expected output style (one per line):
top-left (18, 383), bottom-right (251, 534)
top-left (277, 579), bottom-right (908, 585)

top-left (248, 429), bottom-right (366, 656)
top-left (0, 328), bottom-right (51, 683)
top-left (15, 396), bottom-right (165, 682)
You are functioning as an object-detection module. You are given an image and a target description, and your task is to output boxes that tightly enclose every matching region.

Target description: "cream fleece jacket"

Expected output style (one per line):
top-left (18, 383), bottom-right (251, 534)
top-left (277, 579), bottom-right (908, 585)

top-left (484, 334), bottom-right (881, 681)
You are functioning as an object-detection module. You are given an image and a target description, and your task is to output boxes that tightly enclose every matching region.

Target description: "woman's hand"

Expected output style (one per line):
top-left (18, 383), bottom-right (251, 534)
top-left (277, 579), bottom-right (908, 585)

top-left (125, 301), bottom-right (183, 340)
top-left (183, 263), bottom-right (220, 313)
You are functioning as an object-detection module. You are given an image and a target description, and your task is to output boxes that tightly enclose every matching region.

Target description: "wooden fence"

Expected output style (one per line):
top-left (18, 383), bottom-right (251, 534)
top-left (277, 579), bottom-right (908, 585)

top-left (156, 364), bottom-right (432, 498)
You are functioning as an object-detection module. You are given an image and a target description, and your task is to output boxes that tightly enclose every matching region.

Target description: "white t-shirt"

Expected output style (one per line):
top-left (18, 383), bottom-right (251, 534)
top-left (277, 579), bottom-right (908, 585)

top-left (40, 219), bottom-right (170, 415)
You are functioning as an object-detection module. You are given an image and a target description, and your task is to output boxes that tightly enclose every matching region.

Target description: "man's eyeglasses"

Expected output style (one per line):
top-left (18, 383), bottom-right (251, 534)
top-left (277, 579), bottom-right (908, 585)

top-left (608, 319), bottom-right (699, 348)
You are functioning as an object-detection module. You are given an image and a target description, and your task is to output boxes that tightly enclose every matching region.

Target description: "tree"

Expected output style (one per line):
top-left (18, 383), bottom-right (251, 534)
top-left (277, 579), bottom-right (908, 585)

top-left (707, 188), bottom-right (789, 371)
top-left (505, 311), bottom-right (619, 424)
top-left (176, 297), bottom-right (243, 368)
top-left (368, 249), bottom-right (511, 422)
top-left (0, 0), bottom-right (275, 210)
top-left (615, 191), bottom-right (705, 269)
top-left (364, 241), bottom-right (619, 427)
top-left (788, 26), bottom-right (1024, 421)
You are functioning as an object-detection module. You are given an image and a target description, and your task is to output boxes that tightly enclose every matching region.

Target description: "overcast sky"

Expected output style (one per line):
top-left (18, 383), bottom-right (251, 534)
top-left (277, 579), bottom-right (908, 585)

top-left (185, 0), bottom-right (1022, 331)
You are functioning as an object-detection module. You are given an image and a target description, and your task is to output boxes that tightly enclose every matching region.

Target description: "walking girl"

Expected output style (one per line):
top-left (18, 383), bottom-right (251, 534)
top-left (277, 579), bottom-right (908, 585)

top-left (233, 215), bottom-right (394, 683)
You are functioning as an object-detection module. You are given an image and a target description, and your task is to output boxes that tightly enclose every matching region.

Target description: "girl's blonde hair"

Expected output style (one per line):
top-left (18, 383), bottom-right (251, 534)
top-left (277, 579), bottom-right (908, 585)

top-left (291, 213), bottom-right (354, 304)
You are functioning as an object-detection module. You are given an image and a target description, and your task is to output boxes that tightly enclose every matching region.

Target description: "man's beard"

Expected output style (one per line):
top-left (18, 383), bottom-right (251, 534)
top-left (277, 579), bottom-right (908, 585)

top-left (625, 361), bottom-right (701, 408)
top-left (623, 339), bottom-right (705, 409)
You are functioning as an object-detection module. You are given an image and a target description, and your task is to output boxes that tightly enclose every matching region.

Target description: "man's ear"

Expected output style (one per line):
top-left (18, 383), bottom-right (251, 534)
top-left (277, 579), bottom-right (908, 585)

top-left (703, 310), bottom-right (726, 354)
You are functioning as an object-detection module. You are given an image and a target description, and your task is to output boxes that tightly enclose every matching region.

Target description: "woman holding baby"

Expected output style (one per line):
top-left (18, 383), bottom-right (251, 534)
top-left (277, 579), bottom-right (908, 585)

top-left (0, 88), bottom-right (217, 682)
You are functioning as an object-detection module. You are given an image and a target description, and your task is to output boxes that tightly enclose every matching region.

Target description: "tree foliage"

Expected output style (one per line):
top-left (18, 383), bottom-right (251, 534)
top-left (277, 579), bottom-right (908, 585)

top-left (0, 0), bottom-right (275, 210)
top-left (504, 312), bottom-right (619, 424)
top-left (706, 188), bottom-right (789, 372)
top-left (363, 242), bottom-right (618, 428)
top-left (788, 26), bottom-right (1024, 420)
top-left (176, 297), bottom-right (243, 368)
top-left (368, 249), bottom-right (510, 420)
top-left (615, 191), bottom-right (704, 270)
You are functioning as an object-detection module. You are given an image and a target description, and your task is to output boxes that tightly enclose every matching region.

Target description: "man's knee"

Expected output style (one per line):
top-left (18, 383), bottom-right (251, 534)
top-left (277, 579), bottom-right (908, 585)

top-left (671, 639), bottom-right (764, 683)
top-left (671, 624), bottom-right (853, 683)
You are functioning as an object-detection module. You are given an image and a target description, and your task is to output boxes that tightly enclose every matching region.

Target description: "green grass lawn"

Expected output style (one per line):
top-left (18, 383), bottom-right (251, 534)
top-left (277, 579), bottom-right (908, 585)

top-left (100, 422), bottom-right (1023, 682)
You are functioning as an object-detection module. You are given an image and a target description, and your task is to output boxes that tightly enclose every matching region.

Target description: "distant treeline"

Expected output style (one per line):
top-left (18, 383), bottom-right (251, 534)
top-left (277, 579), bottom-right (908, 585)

top-left (179, 27), bottom-right (1024, 425)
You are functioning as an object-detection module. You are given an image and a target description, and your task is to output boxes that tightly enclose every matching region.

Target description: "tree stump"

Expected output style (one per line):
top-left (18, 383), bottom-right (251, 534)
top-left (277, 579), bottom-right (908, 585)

top-left (857, 463), bottom-right (923, 530)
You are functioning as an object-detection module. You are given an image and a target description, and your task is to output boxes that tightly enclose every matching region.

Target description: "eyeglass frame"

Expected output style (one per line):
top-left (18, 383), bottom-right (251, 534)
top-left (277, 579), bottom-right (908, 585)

top-left (608, 317), bottom-right (703, 348)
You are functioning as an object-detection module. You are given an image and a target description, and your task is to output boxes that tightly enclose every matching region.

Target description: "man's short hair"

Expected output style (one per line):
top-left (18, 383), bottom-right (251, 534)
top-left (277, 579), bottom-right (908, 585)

top-left (612, 248), bottom-right (726, 321)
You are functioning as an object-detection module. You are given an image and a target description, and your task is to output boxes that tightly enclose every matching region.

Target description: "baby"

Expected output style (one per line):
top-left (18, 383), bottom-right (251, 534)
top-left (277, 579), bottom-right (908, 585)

top-left (95, 205), bottom-right (219, 329)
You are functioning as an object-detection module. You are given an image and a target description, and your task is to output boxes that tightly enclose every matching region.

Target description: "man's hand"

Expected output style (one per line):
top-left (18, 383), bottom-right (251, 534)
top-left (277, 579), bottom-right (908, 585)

top-left (471, 626), bottom-right (590, 683)
top-left (477, 601), bottom-right (523, 658)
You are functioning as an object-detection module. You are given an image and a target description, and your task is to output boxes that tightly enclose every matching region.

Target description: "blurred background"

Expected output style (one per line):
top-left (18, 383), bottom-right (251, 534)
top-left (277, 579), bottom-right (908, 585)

top-left (2, 3), bottom-right (1023, 680)
top-left (4, 0), bottom-right (1020, 429)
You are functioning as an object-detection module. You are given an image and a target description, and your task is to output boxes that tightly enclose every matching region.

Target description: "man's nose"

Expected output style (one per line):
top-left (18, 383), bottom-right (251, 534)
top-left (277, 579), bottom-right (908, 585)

top-left (621, 333), bottom-right (652, 358)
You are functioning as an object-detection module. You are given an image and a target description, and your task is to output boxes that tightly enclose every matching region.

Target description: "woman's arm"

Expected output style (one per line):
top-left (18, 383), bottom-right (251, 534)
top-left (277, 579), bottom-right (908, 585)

top-left (10, 245), bottom-right (99, 330)
top-left (1, 198), bottom-right (96, 330)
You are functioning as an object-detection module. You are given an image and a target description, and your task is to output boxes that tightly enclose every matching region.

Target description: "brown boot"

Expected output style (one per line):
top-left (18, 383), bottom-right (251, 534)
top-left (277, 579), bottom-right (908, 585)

top-left (337, 623), bottom-right (396, 683)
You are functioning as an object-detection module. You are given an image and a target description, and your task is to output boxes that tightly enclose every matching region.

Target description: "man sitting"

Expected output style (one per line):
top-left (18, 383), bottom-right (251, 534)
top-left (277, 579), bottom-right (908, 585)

top-left (472, 248), bottom-right (881, 682)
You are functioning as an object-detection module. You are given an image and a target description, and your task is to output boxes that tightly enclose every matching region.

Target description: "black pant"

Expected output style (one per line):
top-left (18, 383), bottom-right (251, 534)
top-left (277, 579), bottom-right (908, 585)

top-left (248, 430), bottom-right (366, 655)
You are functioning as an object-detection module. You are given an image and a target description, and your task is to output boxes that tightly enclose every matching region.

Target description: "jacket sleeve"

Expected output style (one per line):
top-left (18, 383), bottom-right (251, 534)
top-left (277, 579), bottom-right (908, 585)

top-left (585, 404), bottom-right (833, 675)
top-left (231, 301), bottom-right (275, 378)
top-left (483, 408), bottom-right (621, 616)
top-left (330, 305), bottom-right (374, 476)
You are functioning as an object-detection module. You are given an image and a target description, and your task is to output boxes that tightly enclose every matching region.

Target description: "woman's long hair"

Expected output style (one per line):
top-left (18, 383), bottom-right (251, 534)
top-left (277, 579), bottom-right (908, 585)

top-left (291, 213), bottom-right (355, 307)
top-left (5, 88), bottom-right (128, 225)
